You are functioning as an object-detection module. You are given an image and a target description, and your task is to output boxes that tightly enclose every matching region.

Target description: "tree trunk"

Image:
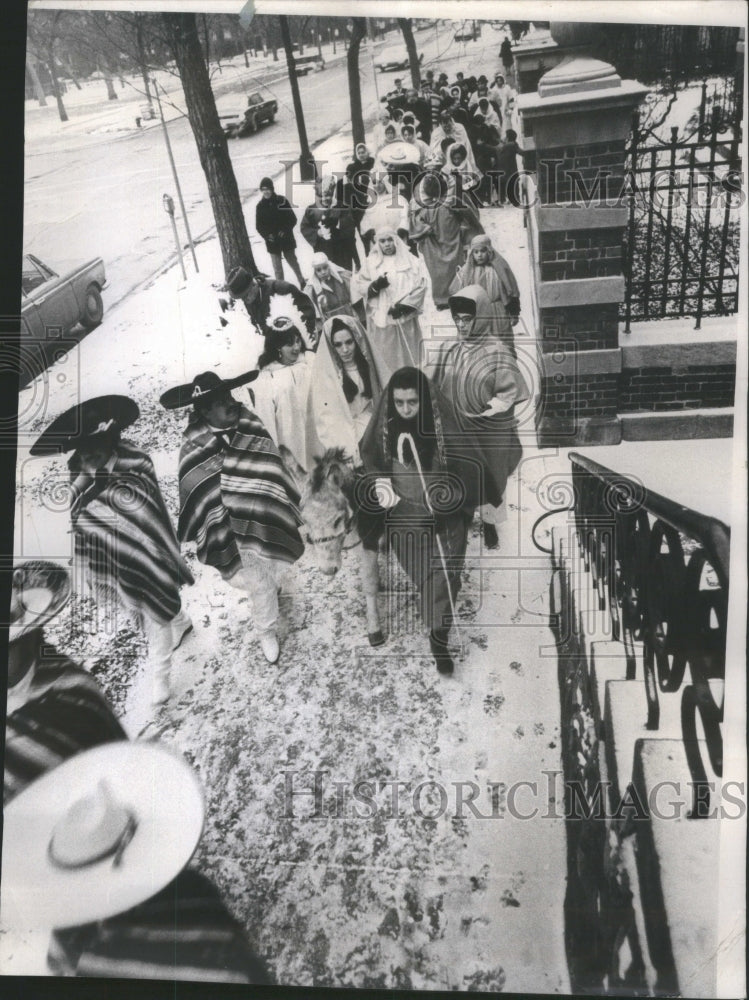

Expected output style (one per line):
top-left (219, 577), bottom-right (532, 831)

top-left (47, 51), bottom-right (68, 122)
top-left (98, 57), bottom-right (118, 100)
top-left (279, 15), bottom-right (317, 182)
top-left (26, 54), bottom-right (47, 106)
top-left (202, 13), bottom-right (210, 69)
top-left (347, 18), bottom-right (367, 148)
top-left (135, 16), bottom-right (154, 117)
top-left (398, 18), bottom-right (421, 88)
top-left (162, 13), bottom-right (257, 278)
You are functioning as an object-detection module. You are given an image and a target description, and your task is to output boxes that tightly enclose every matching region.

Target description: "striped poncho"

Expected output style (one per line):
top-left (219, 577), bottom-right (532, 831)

top-left (177, 405), bottom-right (303, 578)
top-left (4, 638), bottom-right (127, 805)
top-left (69, 443), bottom-right (194, 625)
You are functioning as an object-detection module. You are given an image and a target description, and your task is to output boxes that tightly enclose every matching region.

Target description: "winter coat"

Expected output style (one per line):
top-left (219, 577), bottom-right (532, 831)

top-left (255, 193), bottom-right (298, 254)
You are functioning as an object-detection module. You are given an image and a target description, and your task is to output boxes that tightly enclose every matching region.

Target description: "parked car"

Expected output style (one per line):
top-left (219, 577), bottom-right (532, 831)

top-left (374, 45), bottom-right (423, 72)
top-left (220, 92), bottom-right (278, 138)
top-left (19, 253), bottom-right (107, 388)
top-left (454, 22), bottom-right (482, 42)
top-left (294, 54), bottom-right (325, 76)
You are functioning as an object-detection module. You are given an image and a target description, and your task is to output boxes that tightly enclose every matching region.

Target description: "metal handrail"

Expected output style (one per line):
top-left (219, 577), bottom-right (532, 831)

top-left (567, 451), bottom-right (730, 816)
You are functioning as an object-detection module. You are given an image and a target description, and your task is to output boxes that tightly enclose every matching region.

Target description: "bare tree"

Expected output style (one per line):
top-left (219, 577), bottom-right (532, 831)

top-left (27, 10), bottom-right (69, 121)
top-left (161, 12), bottom-right (257, 278)
top-left (347, 18), bottom-right (367, 148)
top-left (26, 53), bottom-right (47, 107)
top-left (397, 18), bottom-right (421, 88)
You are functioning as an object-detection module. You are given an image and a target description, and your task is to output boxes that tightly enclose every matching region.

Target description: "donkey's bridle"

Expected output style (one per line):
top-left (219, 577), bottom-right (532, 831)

top-left (305, 514), bottom-right (359, 548)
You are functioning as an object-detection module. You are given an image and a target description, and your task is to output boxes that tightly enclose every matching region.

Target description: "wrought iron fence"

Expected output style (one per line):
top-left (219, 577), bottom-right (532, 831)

top-left (621, 100), bottom-right (743, 331)
top-left (568, 452), bottom-right (729, 817)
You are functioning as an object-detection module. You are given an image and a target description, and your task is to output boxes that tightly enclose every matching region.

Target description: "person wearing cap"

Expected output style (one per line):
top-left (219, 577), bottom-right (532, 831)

top-left (304, 251), bottom-right (358, 331)
top-left (252, 322), bottom-right (316, 475)
top-left (426, 285), bottom-right (530, 550)
top-left (350, 228), bottom-right (428, 380)
top-left (163, 371), bottom-right (303, 665)
top-left (30, 397), bottom-right (194, 708)
top-left (409, 173), bottom-right (482, 310)
top-left (223, 264), bottom-right (317, 349)
top-left (254, 177), bottom-right (305, 287)
top-left (418, 79), bottom-right (442, 131)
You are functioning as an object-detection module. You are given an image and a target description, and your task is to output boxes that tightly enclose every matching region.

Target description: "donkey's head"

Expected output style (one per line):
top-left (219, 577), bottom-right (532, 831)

top-left (281, 446), bottom-right (356, 576)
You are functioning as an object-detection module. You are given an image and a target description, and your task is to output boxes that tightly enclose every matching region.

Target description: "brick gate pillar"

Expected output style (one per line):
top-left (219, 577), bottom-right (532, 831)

top-left (517, 25), bottom-right (648, 446)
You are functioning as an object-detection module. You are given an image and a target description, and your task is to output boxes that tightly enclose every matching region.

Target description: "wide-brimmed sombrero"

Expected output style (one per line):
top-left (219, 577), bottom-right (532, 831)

top-left (1, 742), bottom-right (205, 930)
top-left (7, 560), bottom-right (71, 643)
top-left (379, 141), bottom-right (420, 167)
top-left (159, 369), bottom-right (258, 410)
top-left (30, 395), bottom-right (139, 457)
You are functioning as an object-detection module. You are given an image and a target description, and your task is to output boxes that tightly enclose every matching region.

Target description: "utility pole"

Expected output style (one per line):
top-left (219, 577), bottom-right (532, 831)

top-left (278, 15), bottom-right (317, 182)
top-left (152, 77), bottom-right (198, 273)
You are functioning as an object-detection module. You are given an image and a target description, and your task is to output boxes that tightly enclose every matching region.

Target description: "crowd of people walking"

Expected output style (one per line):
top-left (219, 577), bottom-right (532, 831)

top-left (7, 47), bottom-right (530, 985)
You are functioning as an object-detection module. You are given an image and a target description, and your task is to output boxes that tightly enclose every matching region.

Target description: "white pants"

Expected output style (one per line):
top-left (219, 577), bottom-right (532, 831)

top-left (480, 502), bottom-right (508, 527)
top-left (141, 607), bottom-right (192, 678)
top-left (226, 544), bottom-right (284, 634)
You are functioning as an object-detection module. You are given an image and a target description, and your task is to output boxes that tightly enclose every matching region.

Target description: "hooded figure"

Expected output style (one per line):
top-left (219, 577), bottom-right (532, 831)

top-left (304, 251), bottom-right (356, 327)
top-left (360, 175), bottom-right (410, 253)
top-left (359, 367), bottom-right (482, 673)
top-left (351, 227), bottom-right (428, 380)
top-left (308, 314), bottom-right (384, 466)
top-left (425, 284), bottom-right (530, 549)
top-left (450, 234), bottom-right (521, 350)
top-left (409, 173), bottom-right (482, 308)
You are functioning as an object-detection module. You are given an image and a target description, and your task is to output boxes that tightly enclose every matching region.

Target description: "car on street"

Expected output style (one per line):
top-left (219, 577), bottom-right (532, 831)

top-left (294, 54), bottom-right (325, 76)
top-left (454, 22), bottom-right (482, 42)
top-left (20, 252), bottom-right (107, 388)
top-left (220, 92), bottom-right (278, 138)
top-left (374, 45), bottom-right (423, 72)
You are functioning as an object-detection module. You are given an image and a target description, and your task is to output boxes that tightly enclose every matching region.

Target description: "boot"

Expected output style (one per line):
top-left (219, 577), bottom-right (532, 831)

top-left (152, 665), bottom-right (170, 706)
top-left (482, 520), bottom-right (499, 550)
top-left (429, 629), bottom-right (454, 675)
top-left (259, 630), bottom-right (280, 664)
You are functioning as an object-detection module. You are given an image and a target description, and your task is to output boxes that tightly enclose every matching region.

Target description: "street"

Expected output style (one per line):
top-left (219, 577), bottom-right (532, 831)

top-left (23, 23), bottom-right (508, 309)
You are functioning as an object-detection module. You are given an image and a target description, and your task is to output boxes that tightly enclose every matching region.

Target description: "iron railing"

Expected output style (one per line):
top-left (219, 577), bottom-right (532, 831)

top-left (621, 102), bottom-right (743, 331)
top-left (568, 452), bottom-right (729, 816)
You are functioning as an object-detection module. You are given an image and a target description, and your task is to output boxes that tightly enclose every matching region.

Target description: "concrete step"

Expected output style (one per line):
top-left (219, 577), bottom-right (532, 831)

top-left (620, 407), bottom-right (733, 441)
top-left (629, 738), bottom-right (720, 998)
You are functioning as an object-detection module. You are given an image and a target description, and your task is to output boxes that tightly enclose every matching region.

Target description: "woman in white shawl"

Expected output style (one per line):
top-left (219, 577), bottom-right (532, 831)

top-left (304, 251), bottom-right (356, 330)
top-left (351, 227), bottom-right (428, 381)
top-left (307, 314), bottom-right (383, 466)
top-left (252, 320), bottom-right (316, 474)
top-left (360, 176), bottom-right (410, 255)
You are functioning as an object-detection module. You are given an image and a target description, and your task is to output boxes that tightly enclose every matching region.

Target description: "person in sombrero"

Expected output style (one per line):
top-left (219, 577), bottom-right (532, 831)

top-left (3, 561), bottom-right (271, 984)
top-left (161, 370), bottom-right (304, 665)
top-left (30, 396), bottom-right (195, 707)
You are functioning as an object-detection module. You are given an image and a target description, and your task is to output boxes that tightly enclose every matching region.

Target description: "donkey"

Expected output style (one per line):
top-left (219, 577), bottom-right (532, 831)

top-left (279, 446), bottom-right (384, 646)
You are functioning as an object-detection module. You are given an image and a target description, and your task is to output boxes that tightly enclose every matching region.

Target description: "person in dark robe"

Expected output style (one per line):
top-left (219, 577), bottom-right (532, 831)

top-left (358, 367), bottom-right (482, 673)
top-left (300, 175), bottom-right (358, 270)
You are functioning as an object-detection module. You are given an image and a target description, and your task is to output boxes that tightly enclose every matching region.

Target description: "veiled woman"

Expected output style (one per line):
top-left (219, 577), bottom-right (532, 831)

top-left (308, 314), bottom-right (384, 467)
top-left (359, 367), bottom-right (482, 674)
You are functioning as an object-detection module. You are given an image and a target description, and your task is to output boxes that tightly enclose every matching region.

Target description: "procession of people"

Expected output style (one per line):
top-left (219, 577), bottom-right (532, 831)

top-left (9, 41), bottom-right (530, 985)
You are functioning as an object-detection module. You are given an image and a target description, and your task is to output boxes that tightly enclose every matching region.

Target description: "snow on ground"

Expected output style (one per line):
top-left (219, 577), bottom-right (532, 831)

top-left (13, 121), bottom-right (573, 988)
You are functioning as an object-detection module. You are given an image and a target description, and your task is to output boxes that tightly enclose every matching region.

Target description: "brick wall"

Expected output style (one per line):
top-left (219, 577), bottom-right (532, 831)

top-left (619, 365), bottom-right (736, 411)
top-left (536, 141), bottom-right (626, 204)
top-left (540, 305), bottom-right (620, 351)
top-left (540, 228), bottom-right (623, 281)
top-left (541, 372), bottom-right (619, 422)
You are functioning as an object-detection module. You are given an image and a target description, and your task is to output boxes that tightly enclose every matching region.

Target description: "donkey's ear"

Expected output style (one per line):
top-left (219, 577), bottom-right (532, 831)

top-left (278, 444), bottom-right (305, 486)
top-left (327, 462), bottom-right (344, 488)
